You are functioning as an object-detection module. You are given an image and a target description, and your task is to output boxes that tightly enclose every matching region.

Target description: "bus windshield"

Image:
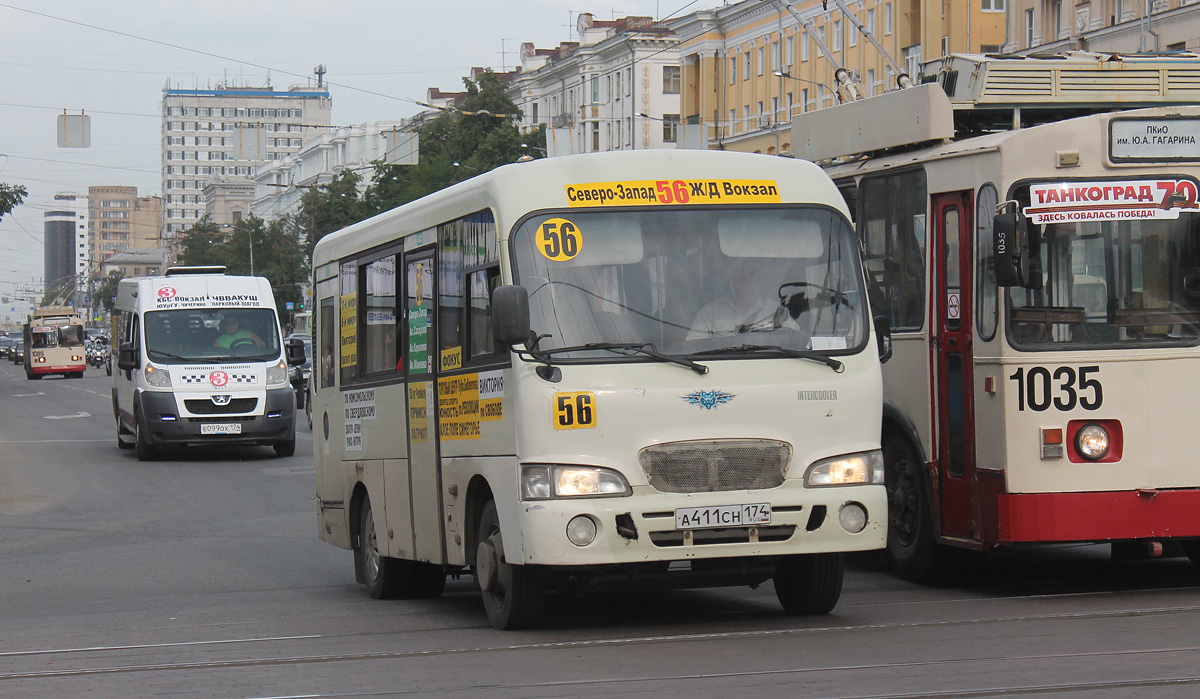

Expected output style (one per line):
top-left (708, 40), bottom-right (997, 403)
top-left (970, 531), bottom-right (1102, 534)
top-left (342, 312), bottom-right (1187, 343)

top-left (1007, 211), bottom-right (1200, 348)
top-left (144, 308), bottom-right (281, 364)
top-left (510, 207), bottom-right (867, 360)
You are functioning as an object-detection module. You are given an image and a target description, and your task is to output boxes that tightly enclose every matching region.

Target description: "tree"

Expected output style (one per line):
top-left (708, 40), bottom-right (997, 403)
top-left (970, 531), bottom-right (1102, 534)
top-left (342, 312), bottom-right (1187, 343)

top-left (0, 183), bottom-right (26, 222)
top-left (175, 215), bottom-right (307, 317)
top-left (298, 170), bottom-right (366, 259)
top-left (97, 270), bottom-right (125, 314)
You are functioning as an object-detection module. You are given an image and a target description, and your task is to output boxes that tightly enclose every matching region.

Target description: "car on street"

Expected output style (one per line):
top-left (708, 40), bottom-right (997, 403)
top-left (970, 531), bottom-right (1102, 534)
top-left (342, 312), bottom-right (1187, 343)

top-left (10, 339), bottom-right (24, 364)
top-left (0, 338), bottom-right (10, 358)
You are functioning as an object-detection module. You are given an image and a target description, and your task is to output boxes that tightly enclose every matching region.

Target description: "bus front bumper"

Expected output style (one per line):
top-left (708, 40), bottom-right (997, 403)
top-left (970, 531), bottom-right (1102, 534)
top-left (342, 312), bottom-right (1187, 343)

top-left (137, 388), bottom-right (295, 446)
top-left (515, 482), bottom-right (887, 567)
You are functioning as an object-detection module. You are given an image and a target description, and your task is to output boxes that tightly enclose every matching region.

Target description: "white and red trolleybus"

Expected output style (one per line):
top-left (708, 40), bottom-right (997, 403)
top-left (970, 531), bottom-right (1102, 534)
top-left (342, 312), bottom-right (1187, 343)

top-left (23, 307), bottom-right (86, 380)
top-left (796, 51), bottom-right (1200, 580)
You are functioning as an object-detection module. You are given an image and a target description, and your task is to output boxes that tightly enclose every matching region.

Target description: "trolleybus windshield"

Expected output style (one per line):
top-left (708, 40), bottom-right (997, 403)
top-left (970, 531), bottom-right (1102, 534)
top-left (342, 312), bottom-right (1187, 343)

top-left (1007, 201), bottom-right (1200, 349)
top-left (510, 206), bottom-right (867, 361)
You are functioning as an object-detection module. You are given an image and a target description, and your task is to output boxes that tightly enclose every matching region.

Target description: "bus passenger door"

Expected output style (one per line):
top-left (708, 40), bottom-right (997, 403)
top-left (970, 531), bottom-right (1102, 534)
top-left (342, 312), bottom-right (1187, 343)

top-left (932, 191), bottom-right (977, 541)
top-left (404, 251), bottom-right (444, 564)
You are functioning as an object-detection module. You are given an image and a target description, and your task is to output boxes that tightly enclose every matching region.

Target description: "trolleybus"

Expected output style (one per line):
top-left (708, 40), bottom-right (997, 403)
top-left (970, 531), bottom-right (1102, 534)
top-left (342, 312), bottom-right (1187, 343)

top-left (311, 149), bottom-right (890, 628)
top-left (23, 307), bottom-right (85, 380)
top-left (795, 51), bottom-right (1200, 580)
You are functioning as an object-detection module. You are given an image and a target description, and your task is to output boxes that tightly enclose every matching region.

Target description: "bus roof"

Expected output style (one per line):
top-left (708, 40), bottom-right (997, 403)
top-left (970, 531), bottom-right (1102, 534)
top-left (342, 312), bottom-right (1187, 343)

top-left (312, 149), bottom-right (849, 267)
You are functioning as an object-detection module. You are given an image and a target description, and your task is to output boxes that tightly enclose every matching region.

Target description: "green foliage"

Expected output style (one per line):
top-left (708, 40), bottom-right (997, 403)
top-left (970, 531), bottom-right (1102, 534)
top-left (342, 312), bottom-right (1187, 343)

top-left (299, 170), bottom-right (366, 258)
top-left (96, 270), bottom-right (125, 313)
top-left (0, 183), bottom-right (26, 221)
top-left (176, 214), bottom-right (307, 317)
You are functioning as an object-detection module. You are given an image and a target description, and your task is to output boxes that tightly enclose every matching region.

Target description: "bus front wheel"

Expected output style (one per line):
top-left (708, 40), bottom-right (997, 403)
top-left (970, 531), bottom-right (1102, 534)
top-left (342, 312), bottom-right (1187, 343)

top-left (476, 500), bottom-right (544, 630)
top-left (134, 411), bottom-right (157, 462)
top-left (358, 497), bottom-right (445, 600)
top-left (774, 553), bottom-right (844, 614)
top-left (884, 434), bottom-right (944, 582)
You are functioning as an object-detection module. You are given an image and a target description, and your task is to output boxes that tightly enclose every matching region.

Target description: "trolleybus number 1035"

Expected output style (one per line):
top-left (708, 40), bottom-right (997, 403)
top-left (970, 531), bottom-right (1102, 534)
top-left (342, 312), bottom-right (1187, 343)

top-left (1009, 366), bottom-right (1104, 412)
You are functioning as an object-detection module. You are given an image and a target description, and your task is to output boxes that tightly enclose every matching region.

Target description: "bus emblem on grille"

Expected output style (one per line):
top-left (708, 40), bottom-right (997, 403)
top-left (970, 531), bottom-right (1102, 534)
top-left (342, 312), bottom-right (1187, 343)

top-left (212, 394), bottom-right (231, 406)
top-left (681, 390), bottom-right (735, 410)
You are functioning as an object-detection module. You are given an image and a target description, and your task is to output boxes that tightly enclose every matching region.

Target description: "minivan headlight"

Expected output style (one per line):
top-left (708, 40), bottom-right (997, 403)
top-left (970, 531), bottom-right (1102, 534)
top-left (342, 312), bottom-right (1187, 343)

top-left (804, 450), bottom-right (884, 487)
top-left (144, 364), bottom-right (172, 388)
top-left (266, 360), bottom-right (289, 386)
top-left (521, 464), bottom-right (632, 500)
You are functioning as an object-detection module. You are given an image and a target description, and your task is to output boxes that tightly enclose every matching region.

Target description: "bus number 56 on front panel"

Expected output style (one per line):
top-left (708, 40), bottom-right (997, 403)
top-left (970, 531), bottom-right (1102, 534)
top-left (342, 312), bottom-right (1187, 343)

top-left (554, 392), bottom-right (596, 430)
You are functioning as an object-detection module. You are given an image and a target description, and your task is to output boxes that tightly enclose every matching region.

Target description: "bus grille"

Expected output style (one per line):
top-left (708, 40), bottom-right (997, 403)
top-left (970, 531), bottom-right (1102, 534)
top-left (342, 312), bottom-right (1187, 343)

top-left (185, 398), bottom-right (258, 415)
top-left (637, 439), bottom-right (792, 493)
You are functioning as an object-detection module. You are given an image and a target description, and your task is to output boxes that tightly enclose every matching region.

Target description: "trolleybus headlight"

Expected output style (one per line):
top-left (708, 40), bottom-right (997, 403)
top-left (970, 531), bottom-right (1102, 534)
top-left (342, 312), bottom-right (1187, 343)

top-left (1076, 424), bottom-right (1111, 460)
top-left (521, 464), bottom-right (631, 500)
top-left (566, 515), bottom-right (598, 546)
top-left (804, 450), bottom-right (884, 487)
top-left (266, 360), bottom-right (289, 386)
top-left (144, 364), bottom-right (172, 387)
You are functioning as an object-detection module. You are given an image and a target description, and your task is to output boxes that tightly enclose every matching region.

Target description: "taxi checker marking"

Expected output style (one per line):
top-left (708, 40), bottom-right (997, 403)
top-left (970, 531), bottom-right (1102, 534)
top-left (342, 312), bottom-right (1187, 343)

top-left (682, 389), bottom-right (735, 410)
top-left (537, 218), bottom-right (583, 262)
top-left (180, 372), bottom-right (256, 385)
top-left (565, 179), bottom-right (781, 208)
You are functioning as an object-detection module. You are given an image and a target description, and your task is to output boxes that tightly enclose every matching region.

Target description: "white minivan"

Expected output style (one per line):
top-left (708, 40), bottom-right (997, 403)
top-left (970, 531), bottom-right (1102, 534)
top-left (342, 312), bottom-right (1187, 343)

top-left (112, 266), bottom-right (305, 460)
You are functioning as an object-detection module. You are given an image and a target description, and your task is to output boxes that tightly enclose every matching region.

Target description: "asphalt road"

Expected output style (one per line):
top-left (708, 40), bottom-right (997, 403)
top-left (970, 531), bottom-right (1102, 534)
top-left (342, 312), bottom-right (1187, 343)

top-left (3, 359), bottom-right (1200, 698)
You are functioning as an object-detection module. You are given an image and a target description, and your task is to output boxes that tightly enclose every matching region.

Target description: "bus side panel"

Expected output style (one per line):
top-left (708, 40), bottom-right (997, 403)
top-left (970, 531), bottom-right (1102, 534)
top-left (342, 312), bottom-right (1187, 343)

top-left (382, 458), bottom-right (413, 559)
top-left (883, 334), bottom-right (935, 464)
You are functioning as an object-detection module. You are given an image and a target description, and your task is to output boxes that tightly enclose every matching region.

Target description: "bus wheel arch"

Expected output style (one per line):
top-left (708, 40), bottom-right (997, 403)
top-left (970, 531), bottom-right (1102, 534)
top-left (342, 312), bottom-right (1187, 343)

top-left (475, 499), bottom-right (544, 630)
top-left (349, 482), bottom-right (370, 585)
top-left (463, 475), bottom-right (494, 569)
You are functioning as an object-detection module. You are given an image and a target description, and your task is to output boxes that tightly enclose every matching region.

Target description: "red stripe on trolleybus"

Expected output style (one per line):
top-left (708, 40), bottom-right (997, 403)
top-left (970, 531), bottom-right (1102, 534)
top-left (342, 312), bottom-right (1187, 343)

top-left (998, 490), bottom-right (1200, 542)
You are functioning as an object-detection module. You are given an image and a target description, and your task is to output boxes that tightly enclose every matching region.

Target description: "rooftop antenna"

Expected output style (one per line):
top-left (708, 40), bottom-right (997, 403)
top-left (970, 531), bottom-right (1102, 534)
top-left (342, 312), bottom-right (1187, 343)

top-left (565, 9), bottom-right (578, 42)
top-left (314, 64), bottom-right (326, 89)
top-left (498, 38), bottom-right (517, 72)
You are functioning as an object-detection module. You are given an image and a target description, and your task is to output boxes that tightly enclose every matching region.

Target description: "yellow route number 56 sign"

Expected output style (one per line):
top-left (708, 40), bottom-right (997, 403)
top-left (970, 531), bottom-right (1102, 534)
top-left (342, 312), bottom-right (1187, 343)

top-left (554, 391), bottom-right (596, 430)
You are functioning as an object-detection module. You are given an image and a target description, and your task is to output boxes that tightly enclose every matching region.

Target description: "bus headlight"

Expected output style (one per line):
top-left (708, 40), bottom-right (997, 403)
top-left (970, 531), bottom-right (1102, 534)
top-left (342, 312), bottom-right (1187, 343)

top-left (144, 364), bottom-right (172, 387)
top-left (521, 465), bottom-right (631, 500)
top-left (266, 360), bottom-right (289, 386)
top-left (1076, 424), bottom-right (1111, 460)
top-left (804, 450), bottom-right (885, 487)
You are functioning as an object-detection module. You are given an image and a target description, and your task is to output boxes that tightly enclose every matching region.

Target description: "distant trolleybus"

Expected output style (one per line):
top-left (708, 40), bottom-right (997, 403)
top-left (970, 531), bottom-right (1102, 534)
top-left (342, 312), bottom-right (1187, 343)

top-left (311, 149), bottom-right (889, 629)
top-left (24, 307), bottom-right (85, 380)
top-left (798, 51), bottom-right (1200, 580)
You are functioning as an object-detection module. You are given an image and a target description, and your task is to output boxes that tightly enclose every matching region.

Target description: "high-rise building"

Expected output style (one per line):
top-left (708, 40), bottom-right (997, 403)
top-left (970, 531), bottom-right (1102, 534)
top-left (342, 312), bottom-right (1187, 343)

top-left (43, 192), bottom-right (88, 301)
top-left (87, 186), bottom-right (164, 276)
top-left (161, 82), bottom-right (332, 236)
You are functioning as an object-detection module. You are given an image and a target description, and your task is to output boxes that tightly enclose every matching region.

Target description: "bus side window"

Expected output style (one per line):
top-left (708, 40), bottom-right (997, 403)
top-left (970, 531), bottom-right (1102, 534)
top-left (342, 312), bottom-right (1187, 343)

top-left (319, 297), bottom-right (336, 389)
top-left (860, 169), bottom-right (928, 331)
top-left (360, 255), bottom-right (400, 376)
top-left (468, 267), bottom-right (501, 361)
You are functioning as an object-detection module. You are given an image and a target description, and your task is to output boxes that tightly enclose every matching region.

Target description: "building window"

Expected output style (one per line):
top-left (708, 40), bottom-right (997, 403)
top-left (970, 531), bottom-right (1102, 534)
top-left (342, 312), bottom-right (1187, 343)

top-left (833, 20), bottom-right (842, 51)
top-left (1025, 8), bottom-right (1035, 47)
top-left (885, 2), bottom-right (893, 34)
top-left (802, 32), bottom-right (809, 61)
top-left (941, 35), bottom-right (949, 57)
top-left (744, 51), bottom-right (751, 80)
top-left (772, 41), bottom-right (781, 70)
top-left (785, 36), bottom-right (794, 65)
top-left (730, 54), bottom-right (738, 84)
top-left (662, 114), bottom-right (679, 143)
top-left (757, 46), bottom-right (765, 75)
top-left (981, 0), bottom-right (1005, 10)
top-left (903, 44), bottom-right (922, 79)
top-left (663, 65), bottom-right (681, 94)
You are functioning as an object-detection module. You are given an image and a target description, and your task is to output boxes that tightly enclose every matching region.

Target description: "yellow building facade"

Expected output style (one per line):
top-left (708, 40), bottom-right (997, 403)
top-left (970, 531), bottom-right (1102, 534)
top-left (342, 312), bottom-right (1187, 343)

top-left (670, 0), bottom-right (1006, 153)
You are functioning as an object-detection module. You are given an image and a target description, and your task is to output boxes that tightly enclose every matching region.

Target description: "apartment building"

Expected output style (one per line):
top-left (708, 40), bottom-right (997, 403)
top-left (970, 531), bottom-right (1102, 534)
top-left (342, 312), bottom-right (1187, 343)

top-left (87, 186), bottom-right (163, 276)
top-left (668, 0), bottom-right (1005, 153)
top-left (161, 82), bottom-right (332, 236)
top-left (508, 13), bottom-right (681, 155)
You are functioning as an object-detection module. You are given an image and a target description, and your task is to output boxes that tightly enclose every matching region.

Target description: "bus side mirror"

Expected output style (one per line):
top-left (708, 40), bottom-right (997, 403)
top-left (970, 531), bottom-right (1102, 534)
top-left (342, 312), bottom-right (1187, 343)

top-left (285, 338), bottom-right (306, 366)
top-left (994, 212), bottom-right (1024, 287)
top-left (873, 314), bottom-right (893, 364)
top-left (493, 285), bottom-right (531, 346)
top-left (117, 342), bottom-right (138, 371)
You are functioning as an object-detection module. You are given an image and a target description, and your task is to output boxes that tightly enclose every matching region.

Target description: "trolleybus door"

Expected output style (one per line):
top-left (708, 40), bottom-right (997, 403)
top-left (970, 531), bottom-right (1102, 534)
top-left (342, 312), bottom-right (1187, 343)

top-left (932, 191), bottom-right (977, 540)
top-left (404, 250), bottom-right (445, 564)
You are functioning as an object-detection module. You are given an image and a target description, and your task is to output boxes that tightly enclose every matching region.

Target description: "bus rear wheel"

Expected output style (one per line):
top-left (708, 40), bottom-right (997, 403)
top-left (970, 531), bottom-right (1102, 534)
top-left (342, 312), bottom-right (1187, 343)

top-left (1182, 540), bottom-right (1200, 569)
top-left (358, 497), bottom-right (445, 600)
top-left (476, 500), bottom-right (544, 630)
top-left (884, 434), bottom-right (943, 582)
top-left (774, 553), bottom-right (844, 614)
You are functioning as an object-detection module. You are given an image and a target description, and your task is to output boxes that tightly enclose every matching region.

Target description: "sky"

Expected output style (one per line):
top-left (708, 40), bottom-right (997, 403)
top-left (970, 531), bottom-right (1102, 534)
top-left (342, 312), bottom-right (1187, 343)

top-left (0, 0), bottom-right (699, 296)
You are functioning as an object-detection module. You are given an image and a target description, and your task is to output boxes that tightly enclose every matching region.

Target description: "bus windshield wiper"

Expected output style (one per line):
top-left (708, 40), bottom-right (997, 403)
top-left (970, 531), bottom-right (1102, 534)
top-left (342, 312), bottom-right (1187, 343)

top-left (692, 344), bottom-right (844, 372)
top-left (533, 342), bottom-right (709, 375)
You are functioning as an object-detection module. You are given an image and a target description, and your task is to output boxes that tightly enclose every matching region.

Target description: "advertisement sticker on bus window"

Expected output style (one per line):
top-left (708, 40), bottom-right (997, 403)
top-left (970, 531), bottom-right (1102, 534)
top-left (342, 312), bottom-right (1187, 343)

top-left (408, 382), bottom-right (430, 443)
top-left (537, 218), bottom-right (583, 261)
top-left (479, 370), bottom-right (504, 422)
top-left (565, 179), bottom-right (781, 208)
top-left (438, 373), bottom-right (481, 440)
top-left (1024, 180), bottom-right (1199, 224)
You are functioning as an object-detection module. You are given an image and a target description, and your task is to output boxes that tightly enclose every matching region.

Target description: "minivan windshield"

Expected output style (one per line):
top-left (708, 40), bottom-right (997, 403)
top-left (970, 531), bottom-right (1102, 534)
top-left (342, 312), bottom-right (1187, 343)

top-left (510, 207), bottom-right (867, 361)
top-left (144, 308), bottom-right (281, 364)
